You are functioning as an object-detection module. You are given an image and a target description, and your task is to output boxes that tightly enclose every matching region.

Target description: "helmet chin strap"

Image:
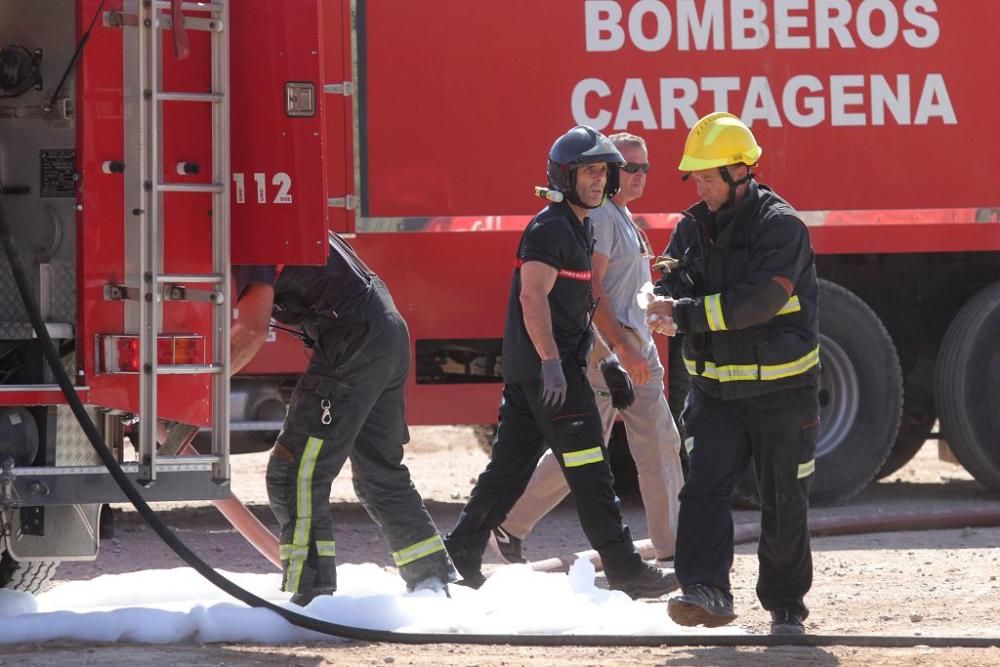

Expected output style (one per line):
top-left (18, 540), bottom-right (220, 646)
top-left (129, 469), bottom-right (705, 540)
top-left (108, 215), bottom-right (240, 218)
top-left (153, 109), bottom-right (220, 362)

top-left (719, 165), bottom-right (753, 210)
top-left (567, 192), bottom-right (606, 210)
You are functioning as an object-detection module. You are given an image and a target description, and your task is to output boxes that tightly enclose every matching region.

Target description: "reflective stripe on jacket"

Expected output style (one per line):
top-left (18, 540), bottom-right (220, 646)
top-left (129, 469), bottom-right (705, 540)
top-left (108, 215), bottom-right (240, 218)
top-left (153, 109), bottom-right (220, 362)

top-left (666, 181), bottom-right (820, 400)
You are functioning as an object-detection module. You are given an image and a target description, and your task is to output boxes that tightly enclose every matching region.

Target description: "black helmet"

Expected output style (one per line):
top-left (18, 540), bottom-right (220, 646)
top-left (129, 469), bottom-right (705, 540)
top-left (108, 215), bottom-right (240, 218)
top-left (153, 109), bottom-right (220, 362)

top-left (546, 126), bottom-right (624, 209)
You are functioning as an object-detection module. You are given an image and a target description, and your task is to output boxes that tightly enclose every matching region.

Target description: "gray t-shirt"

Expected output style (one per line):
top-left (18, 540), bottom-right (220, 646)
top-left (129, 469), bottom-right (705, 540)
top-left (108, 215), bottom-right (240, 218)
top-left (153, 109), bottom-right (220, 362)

top-left (590, 201), bottom-right (652, 344)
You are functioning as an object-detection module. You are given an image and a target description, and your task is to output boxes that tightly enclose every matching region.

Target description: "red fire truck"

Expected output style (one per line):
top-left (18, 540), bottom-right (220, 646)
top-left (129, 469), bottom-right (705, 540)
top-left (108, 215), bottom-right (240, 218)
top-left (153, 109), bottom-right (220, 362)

top-left (0, 0), bottom-right (341, 590)
top-left (1, 0), bottom-right (999, 590)
top-left (242, 0), bottom-right (1000, 508)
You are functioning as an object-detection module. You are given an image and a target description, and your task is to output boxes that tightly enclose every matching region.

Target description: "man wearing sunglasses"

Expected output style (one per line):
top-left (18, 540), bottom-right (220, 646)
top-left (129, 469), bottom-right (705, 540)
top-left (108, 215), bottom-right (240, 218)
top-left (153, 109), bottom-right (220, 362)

top-left (491, 132), bottom-right (684, 575)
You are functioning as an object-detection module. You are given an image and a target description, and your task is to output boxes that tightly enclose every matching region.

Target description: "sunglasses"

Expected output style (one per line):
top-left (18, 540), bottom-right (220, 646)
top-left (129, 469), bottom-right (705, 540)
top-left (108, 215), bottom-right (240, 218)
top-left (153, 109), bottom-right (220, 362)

top-left (621, 162), bottom-right (650, 174)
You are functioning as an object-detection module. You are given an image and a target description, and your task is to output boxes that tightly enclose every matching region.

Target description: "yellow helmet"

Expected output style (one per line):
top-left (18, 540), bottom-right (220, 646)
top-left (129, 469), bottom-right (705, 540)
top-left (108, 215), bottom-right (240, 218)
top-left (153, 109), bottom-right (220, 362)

top-left (678, 112), bottom-right (763, 172)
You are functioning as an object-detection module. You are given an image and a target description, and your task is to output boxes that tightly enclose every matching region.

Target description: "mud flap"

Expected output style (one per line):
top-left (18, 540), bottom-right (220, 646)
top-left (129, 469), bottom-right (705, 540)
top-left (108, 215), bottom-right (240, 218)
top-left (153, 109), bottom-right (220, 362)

top-left (7, 503), bottom-right (101, 561)
top-left (7, 405), bottom-right (103, 561)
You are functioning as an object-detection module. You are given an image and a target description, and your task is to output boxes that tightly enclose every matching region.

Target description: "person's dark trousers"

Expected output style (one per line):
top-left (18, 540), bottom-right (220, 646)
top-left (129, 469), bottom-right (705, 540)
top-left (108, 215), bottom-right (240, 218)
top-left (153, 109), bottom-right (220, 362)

top-left (446, 362), bottom-right (641, 578)
top-left (675, 385), bottom-right (818, 617)
top-left (267, 281), bottom-right (453, 597)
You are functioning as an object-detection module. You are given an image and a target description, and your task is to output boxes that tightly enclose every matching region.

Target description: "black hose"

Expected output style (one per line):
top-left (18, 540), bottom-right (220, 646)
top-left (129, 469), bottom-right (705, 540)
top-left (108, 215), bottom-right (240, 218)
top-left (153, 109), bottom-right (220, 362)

top-left (45, 0), bottom-right (108, 112)
top-left (1, 200), bottom-right (998, 648)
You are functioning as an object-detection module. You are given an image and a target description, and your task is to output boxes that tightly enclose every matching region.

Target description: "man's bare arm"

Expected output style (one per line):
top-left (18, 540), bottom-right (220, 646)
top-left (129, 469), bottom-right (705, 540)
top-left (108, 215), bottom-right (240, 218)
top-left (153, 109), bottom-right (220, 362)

top-left (519, 261), bottom-right (560, 361)
top-left (591, 251), bottom-right (649, 384)
top-left (230, 282), bottom-right (275, 374)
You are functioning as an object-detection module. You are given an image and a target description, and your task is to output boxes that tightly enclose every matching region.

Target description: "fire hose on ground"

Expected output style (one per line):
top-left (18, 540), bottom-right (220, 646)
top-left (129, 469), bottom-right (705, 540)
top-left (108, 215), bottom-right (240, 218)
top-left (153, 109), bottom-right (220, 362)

top-left (2, 200), bottom-right (1000, 648)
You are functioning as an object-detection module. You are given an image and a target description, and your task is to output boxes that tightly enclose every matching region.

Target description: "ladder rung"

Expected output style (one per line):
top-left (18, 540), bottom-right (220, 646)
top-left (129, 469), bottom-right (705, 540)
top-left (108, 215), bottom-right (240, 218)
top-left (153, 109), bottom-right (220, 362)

top-left (156, 364), bottom-right (224, 376)
top-left (158, 91), bottom-right (224, 103)
top-left (156, 182), bottom-right (225, 193)
top-left (153, 1), bottom-right (225, 12)
top-left (156, 273), bottom-right (224, 284)
top-left (130, 0), bottom-right (231, 485)
top-left (12, 457), bottom-right (221, 475)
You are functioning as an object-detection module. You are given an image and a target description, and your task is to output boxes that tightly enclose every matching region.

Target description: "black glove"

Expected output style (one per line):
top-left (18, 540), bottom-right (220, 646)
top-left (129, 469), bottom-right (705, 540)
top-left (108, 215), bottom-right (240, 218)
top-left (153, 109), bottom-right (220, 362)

top-left (601, 356), bottom-right (636, 410)
top-left (539, 359), bottom-right (567, 413)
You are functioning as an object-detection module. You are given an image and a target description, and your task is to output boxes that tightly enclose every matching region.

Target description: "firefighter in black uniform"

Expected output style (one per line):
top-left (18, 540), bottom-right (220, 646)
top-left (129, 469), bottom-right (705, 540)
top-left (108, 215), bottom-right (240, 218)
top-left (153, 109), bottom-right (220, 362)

top-left (646, 112), bottom-right (820, 634)
top-left (232, 234), bottom-right (457, 606)
top-left (444, 126), bottom-right (677, 599)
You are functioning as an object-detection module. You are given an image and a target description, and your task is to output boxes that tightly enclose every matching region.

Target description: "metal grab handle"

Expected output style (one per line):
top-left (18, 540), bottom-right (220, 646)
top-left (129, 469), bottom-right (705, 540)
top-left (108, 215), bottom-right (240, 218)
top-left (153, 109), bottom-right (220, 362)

top-left (171, 0), bottom-right (191, 60)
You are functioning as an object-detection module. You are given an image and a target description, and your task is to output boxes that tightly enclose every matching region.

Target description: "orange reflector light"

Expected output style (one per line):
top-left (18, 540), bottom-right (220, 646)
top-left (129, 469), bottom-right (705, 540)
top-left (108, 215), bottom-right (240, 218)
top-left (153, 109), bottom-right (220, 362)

top-left (98, 335), bottom-right (205, 374)
top-left (172, 336), bottom-right (203, 365)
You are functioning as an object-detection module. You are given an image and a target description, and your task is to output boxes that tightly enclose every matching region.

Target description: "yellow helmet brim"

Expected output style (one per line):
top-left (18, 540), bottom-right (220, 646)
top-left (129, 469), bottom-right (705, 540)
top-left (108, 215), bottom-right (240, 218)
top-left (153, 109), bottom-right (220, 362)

top-left (678, 145), bottom-right (762, 172)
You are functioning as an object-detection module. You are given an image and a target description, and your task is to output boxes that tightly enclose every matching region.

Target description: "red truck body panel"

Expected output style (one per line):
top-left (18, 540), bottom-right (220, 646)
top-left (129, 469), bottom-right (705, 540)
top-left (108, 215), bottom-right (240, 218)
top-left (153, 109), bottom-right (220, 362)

top-left (341, 1), bottom-right (1000, 425)
top-left (77, 0), bottom-right (214, 424)
top-left (75, 0), bottom-right (335, 424)
top-left (360, 0), bottom-right (1000, 217)
top-left (66, 0), bottom-right (1000, 431)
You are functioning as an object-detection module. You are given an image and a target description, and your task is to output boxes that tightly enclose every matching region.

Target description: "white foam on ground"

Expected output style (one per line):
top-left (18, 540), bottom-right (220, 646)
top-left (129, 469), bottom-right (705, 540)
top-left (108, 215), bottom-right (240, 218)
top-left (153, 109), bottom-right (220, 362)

top-left (0, 559), bottom-right (743, 644)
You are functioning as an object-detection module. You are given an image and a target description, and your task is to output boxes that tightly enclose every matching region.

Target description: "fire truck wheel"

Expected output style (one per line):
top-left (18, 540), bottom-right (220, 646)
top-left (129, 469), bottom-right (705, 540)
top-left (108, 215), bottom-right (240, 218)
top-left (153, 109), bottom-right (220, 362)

top-left (810, 280), bottom-right (903, 505)
top-left (192, 430), bottom-right (277, 455)
top-left (735, 280), bottom-right (902, 507)
top-left (471, 424), bottom-right (497, 456)
top-left (469, 422), bottom-right (644, 498)
top-left (607, 422), bottom-right (640, 499)
top-left (666, 339), bottom-right (690, 477)
top-left (666, 338), bottom-right (689, 419)
top-left (0, 552), bottom-right (59, 595)
top-left (875, 399), bottom-right (936, 480)
top-left (935, 279), bottom-right (1000, 492)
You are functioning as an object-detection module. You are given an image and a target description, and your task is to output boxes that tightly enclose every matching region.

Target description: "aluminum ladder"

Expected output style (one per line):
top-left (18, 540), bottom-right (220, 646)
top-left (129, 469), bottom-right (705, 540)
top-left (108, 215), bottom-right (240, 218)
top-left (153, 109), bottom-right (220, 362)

top-left (125, 0), bottom-right (231, 484)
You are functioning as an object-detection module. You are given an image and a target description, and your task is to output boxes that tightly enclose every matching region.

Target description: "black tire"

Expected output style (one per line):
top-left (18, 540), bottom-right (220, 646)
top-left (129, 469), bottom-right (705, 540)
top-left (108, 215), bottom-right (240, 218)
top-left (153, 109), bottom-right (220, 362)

top-left (193, 430), bottom-right (277, 455)
top-left (810, 280), bottom-right (903, 504)
top-left (471, 424), bottom-right (497, 456)
top-left (605, 344), bottom-right (692, 497)
top-left (0, 551), bottom-right (59, 594)
top-left (666, 338), bottom-right (690, 477)
top-left (666, 337), bottom-right (689, 419)
top-left (875, 399), bottom-right (935, 480)
top-left (935, 280), bottom-right (1000, 492)
top-left (735, 279), bottom-right (902, 506)
top-left (607, 421), bottom-right (640, 499)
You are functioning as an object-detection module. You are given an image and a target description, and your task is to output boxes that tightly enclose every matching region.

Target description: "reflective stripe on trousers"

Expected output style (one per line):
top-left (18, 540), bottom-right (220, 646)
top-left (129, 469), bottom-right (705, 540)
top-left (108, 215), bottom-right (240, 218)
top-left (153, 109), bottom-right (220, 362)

top-left (282, 436), bottom-right (325, 592)
top-left (392, 534), bottom-right (447, 567)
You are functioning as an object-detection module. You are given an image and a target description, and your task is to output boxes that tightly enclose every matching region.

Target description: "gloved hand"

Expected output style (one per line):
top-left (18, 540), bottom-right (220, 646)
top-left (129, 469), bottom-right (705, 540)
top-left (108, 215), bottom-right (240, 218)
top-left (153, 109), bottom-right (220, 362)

top-left (539, 359), bottom-right (567, 413)
top-left (600, 356), bottom-right (636, 410)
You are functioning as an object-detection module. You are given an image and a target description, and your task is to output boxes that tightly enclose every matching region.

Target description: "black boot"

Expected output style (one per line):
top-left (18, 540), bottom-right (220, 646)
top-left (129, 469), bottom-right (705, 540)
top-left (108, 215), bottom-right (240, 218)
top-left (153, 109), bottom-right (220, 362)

top-left (290, 585), bottom-right (336, 607)
top-left (667, 584), bottom-right (738, 627)
top-left (606, 561), bottom-right (679, 600)
top-left (770, 609), bottom-right (807, 635)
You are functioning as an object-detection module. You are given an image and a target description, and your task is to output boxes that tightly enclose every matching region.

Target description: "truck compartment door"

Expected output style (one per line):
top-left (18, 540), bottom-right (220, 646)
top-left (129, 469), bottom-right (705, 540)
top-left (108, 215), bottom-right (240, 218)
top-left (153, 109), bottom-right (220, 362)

top-left (230, 0), bottom-right (339, 264)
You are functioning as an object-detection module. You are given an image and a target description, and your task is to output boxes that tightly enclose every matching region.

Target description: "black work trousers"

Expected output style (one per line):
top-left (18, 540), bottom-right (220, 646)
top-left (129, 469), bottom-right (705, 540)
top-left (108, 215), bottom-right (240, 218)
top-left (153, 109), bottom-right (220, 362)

top-left (266, 280), bottom-right (453, 596)
top-left (445, 362), bottom-right (642, 579)
top-left (675, 384), bottom-right (819, 617)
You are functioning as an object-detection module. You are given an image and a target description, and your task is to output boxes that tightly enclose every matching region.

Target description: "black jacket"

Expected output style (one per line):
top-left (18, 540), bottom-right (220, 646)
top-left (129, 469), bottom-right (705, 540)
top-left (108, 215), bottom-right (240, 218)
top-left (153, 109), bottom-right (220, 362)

top-left (665, 181), bottom-right (819, 400)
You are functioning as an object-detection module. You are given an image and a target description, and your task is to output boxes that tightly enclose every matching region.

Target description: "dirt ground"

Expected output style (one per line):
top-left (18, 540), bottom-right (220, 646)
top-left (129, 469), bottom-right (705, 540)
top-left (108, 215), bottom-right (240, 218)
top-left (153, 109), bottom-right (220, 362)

top-left (3, 426), bottom-right (1000, 666)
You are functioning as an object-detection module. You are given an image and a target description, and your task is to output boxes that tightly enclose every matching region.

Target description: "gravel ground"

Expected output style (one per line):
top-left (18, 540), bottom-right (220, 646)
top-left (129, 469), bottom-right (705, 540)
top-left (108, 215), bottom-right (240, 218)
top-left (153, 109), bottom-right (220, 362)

top-left (3, 428), bottom-right (999, 666)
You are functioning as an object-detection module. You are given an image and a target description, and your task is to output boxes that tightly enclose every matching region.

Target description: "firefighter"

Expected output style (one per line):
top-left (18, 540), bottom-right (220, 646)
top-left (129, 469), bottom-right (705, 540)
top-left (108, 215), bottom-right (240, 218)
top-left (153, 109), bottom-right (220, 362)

top-left (444, 126), bottom-right (678, 599)
top-left (231, 235), bottom-right (457, 606)
top-left (646, 112), bottom-right (820, 634)
top-left (492, 132), bottom-right (684, 567)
